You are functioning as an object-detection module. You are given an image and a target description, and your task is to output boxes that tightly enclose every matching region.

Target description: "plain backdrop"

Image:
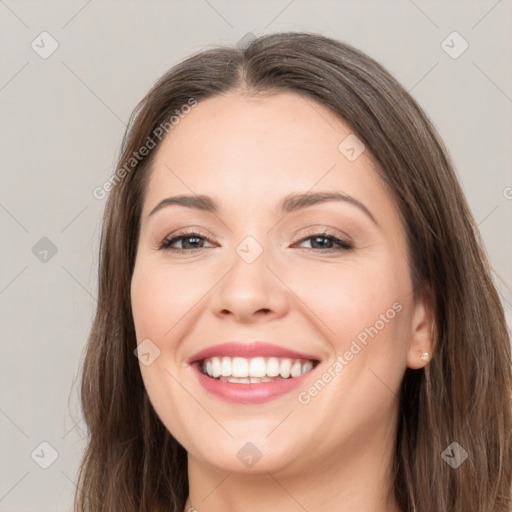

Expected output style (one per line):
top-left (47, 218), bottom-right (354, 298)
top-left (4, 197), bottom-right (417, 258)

top-left (0, 1), bottom-right (511, 510)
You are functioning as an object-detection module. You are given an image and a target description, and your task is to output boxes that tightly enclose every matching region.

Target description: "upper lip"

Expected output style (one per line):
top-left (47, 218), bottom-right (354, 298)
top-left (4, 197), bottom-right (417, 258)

top-left (188, 341), bottom-right (320, 363)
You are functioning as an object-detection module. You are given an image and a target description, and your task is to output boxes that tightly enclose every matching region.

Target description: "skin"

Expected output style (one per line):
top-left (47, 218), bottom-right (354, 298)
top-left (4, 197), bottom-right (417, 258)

top-left (130, 91), bottom-right (434, 512)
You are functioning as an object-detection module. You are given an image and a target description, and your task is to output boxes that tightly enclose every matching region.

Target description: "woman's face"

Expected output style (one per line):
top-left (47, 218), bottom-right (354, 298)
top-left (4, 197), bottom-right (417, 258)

top-left (131, 91), bottom-right (432, 476)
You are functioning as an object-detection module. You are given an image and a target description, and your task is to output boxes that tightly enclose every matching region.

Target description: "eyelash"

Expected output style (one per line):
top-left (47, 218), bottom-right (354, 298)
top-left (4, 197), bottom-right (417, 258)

top-left (157, 230), bottom-right (354, 253)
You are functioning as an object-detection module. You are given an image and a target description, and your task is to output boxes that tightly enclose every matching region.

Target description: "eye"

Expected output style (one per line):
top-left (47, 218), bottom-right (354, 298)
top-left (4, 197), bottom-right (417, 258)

top-left (158, 231), bottom-right (216, 251)
top-left (157, 230), bottom-right (353, 253)
top-left (292, 232), bottom-right (353, 252)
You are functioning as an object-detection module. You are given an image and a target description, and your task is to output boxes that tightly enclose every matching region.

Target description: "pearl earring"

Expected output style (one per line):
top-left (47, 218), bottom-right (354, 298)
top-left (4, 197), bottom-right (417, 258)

top-left (420, 351), bottom-right (430, 363)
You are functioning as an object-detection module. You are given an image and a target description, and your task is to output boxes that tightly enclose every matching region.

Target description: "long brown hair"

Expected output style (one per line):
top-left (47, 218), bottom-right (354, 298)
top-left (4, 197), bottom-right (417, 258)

top-left (74, 32), bottom-right (512, 512)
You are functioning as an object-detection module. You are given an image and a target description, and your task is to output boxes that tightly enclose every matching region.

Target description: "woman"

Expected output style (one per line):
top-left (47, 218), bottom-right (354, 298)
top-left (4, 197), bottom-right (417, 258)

top-left (75, 32), bottom-right (512, 511)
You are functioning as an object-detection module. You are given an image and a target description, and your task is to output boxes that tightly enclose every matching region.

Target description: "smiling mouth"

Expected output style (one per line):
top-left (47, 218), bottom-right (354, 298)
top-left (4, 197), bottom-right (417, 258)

top-left (198, 356), bottom-right (319, 383)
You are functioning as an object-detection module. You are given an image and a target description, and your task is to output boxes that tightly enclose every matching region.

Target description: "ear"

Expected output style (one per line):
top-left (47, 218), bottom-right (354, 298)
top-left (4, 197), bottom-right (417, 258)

top-left (406, 285), bottom-right (436, 369)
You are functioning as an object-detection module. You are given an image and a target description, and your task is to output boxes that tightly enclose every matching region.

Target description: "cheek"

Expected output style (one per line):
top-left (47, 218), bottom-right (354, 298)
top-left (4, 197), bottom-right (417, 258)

top-left (130, 261), bottom-right (202, 439)
top-left (287, 258), bottom-right (411, 428)
top-left (130, 260), bottom-right (206, 344)
top-left (131, 268), bottom-right (165, 343)
top-left (287, 255), bottom-right (410, 367)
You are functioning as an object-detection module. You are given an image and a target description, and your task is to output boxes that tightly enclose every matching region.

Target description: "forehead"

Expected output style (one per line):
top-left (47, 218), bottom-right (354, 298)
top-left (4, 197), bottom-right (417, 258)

top-left (143, 91), bottom-right (396, 224)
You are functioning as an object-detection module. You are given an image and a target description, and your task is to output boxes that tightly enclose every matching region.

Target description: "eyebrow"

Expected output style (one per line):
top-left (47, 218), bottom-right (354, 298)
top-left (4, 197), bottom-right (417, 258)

top-left (148, 191), bottom-right (377, 225)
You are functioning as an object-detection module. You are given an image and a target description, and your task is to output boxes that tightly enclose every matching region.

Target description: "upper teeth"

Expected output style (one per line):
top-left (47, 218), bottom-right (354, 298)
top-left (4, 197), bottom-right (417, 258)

top-left (202, 356), bottom-right (314, 379)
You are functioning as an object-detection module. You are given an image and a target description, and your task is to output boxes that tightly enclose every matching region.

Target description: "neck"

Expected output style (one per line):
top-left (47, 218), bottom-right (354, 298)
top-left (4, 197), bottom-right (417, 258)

top-left (183, 420), bottom-right (401, 512)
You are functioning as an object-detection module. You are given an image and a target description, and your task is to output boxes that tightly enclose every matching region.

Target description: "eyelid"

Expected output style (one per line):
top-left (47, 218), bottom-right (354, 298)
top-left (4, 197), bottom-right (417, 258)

top-left (155, 228), bottom-right (217, 251)
top-left (157, 227), bottom-right (354, 254)
top-left (292, 224), bottom-right (353, 244)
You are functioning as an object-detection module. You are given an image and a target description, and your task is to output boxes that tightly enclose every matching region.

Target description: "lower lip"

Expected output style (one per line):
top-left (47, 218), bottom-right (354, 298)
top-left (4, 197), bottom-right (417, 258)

top-left (192, 364), bottom-right (317, 404)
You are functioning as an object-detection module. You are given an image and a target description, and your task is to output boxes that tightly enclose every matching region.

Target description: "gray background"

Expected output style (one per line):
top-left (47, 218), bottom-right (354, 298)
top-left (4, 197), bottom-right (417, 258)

top-left (1, 1), bottom-right (511, 510)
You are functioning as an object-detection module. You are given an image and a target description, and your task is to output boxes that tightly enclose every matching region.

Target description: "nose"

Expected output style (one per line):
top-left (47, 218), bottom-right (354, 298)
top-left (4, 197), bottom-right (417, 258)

top-left (210, 244), bottom-right (289, 324)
